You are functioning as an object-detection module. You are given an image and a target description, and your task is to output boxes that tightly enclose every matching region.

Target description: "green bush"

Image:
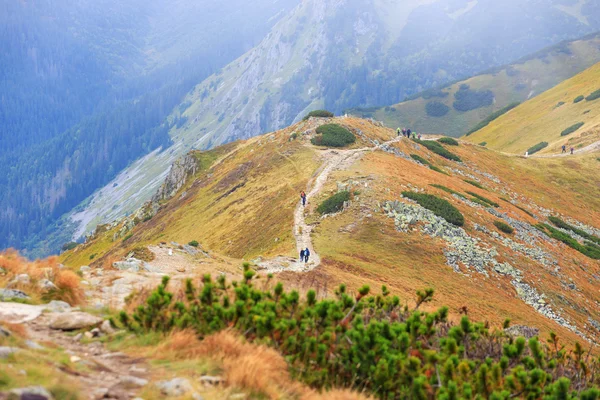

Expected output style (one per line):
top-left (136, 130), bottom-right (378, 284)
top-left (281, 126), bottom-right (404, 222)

top-left (465, 102), bottom-right (520, 135)
top-left (574, 95), bottom-right (585, 103)
top-left (548, 216), bottom-right (600, 246)
top-left (402, 191), bottom-right (464, 226)
top-left (464, 179), bottom-right (485, 190)
top-left (429, 165), bottom-right (448, 175)
top-left (438, 137), bottom-right (459, 146)
top-left (430, 184), bottom-right (465, 198)
top-left (415, 139), bottom-right (462, 162)
top-left (453, 84), bottom-right (494, 112)
top-left (122, 233), bottom-right (133, 242)
top-left (466, 191), bottom-right (499, 207)
top-left (425, 101), bottom-right (450, 117)
top-left (61, 242), bottom-right (78, 252)
top-left (317, 191), bottom-right (350, 215)
top-left (188, 240), bottom-right (199, 247)
top-left (410, 154), bottom-right (432, 167)
top-left (560, 122), bottom-right (584, 137)
top-left (494, 220), bottom-right (514, 234)
top-left (538, 224), bottom-right (600, 259)
top-left (586, 89), bottom-right (600, 101)
top-left (311, 124), bottom-right (355, 148)
top-left (555, 101), bottom-right (565, 108)
top-left (303, 110), bottom-right (334, 120)
top-left (479, 142), bottom-right (487, 146)
top-left (527, 142), bottom-right (548, 155)
top-left (119, 273), bottom-right (600, 399)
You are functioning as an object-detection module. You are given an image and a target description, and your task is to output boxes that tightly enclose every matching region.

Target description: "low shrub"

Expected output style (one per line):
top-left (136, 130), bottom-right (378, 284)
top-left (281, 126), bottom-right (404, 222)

top-left (453, 84), bottom-right (494, 112)
top-left (415, 139), bottom-right (462, 162)
top-left (402, 191), bottom-right (464, 226)
top-left (555, 101), bottom-right (565, 108)
top-left (61, 242), bottom-right (78, 252)
top-left (429, 165), bottom-right (449, 175)
top-left (430, 184), bottom-right (465, 198)
top-left (538, 224), bottom-right (600, 259)
top-left (548, 216), bottom-right (600, 246)
top-left (438, 137), bottom-right (459, 146)
top-left (188, 240), bottom-right (199, 247)
top-left (118, 272), bottom-right (600, 399)
top-left (479, 142), bottom-right (487, 146)
top-left (303, 110), bottom-right (333, 120)
top-left (464, 179), bottom-right (485, 190)
top-left (585, 89), bottom-right (600, 101)
top-left (560, 122), bottom-right (584, 137)
top-left (574, 95), bottom-right (584, 103)
top-left (131, 246), bottom-right (156, 262)
top-left (317, 191), bottom-right (350, 215)
top-left (410, 154), bottom-right (432, 167)
top-left (425, 101), bottom-right (450, 117)
top-left (311, 124), bottom-right (355, 148)
top-left (494, 220), bottom-right (514, 234)
top-left (465, 102), bottom-right (520, 135)
top-left (466, 191), bottom-right (499, 207)
top-left (527, 142), bottom-right (548, 155)
top-left (122, 233), bottom-right (134, 242)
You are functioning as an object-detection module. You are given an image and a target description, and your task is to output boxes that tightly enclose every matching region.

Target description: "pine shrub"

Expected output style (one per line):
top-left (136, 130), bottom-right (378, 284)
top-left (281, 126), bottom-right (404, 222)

top-left (548, 216), bottom-right (600, 246)
top-left (438, 137), bottom-right (459, 146)
top-left (410, 154), bottom-right (432, 167)
top-left (430, 184), bottom-right (464, 197)
top-left (453, 84), bottom-right (494, 112)
top-left (415, 139), bottom-right (462, 162)
top-left (537, 224), bottom-right (600, 259)
top-left (311, 124), bottom-right (355, 148)
top-left (560, 122), bottom-right (584, 137)
top-left (464, 179), bottom-right (485, 190)
top-left (479, 142), bottom-right (487, 146)
top-left (425, 101), bottom-right (450, 117)
top-left (303, 110), bottom-right (334, 120)
top-left (527, 142), bottom-right (548, 155)
top-left (402, 191), bottom-right (464, 226)
top-left (466, 191), bottom-right (499, 207)
top-left (317, 191), bottom-right (350, 215)
top-left (118, 271), bottom-right (600, 399)
top-left (188, 240), bottom-right (199, 247)
top-left (586, 89), bottom-right (600, 101)
top-left (574, 95), bottom-right (585, 103)
top-left (494, 220), bottom-right (514, 234)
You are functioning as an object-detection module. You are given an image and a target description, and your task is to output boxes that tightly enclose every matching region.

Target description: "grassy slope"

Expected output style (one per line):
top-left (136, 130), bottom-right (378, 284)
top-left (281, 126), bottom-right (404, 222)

top-left (62, 117), bottom-right (600, 346)
top-left (350, 33), bottom-right (600, 137)
top-left (465, 62), bottom-right (600, 154)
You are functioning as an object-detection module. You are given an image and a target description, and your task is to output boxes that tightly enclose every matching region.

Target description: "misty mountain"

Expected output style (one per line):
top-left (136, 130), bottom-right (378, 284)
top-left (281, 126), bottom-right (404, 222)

top-left (0, 0), bottom-right (299, 254)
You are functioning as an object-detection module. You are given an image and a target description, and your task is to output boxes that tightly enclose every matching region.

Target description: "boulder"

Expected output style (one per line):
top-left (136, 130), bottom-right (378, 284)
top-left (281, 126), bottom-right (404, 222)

top-left (24, 340), bottom-right (44, 350)
top-left (9, 274), bottom-right (30, 285)
top-left (0, 346), bottom-right (20, 359)
top-left (0, 303), bottom-right (43, 323)
top-left (8, 386), bottom-right (53, 400)
top-left (120, 375), bottom-right (149, 388)
top-left (44, 300), bottom-right (71, 313)
top-left (0, 288), bottom-right (30, 301)
top-left (38, 279), bottom-right (58, 291)
top-left (100, 320), bottom-right (115, 335)
top-left (113, 258), bottom-right (146, 272)
top-left (49, 312), bottom-right (102, 331)
top-left (156, 378), bottom-right (194, 397)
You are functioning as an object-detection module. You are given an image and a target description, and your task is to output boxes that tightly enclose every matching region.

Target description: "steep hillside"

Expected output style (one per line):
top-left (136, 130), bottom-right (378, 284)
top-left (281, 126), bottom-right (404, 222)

top-left (61, 117), bottom-right (600, 350)
top-left (464, 61), bottom-right (600, 154)
top-left (65, 0), bottom-right (600, 243)
top-left (349, 32), bottom-right (600, 137)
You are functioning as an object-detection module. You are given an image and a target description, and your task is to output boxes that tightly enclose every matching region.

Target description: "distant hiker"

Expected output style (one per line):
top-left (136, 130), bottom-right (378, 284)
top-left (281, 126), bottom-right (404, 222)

top-left (300, 191), bottom-right (306, 206)
top-left (402, 128), bottom-right (407, 137)
top-left (525, 151), bottom-right (529, 158)
top-left (418, 133), bottom-right (422, 140)
top-left (304, 247), bottom-right (310, 263)
top-left (407, 129), bottom-right (411, 138)
top-left (562, 145), bottom-right (566, 154)
top-left (571, 147), bottom-right (574, 155)
top-left (412, 132), bottom-right (417, 139)
top-left (397, 127), bottom-right (401, 136)
top-left (300, 249), bottom-right (305, 261)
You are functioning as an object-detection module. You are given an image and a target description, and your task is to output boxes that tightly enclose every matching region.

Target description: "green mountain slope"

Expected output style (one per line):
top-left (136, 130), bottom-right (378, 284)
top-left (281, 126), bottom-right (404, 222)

top-left (349, 32), bottom-right (600, 137)
top-left (463, 61), bottom-right (600, 154)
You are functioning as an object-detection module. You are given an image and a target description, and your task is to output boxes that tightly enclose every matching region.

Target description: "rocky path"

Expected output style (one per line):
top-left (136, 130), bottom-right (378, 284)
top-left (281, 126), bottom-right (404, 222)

top-left (260, 136), bottom-right (403, 274)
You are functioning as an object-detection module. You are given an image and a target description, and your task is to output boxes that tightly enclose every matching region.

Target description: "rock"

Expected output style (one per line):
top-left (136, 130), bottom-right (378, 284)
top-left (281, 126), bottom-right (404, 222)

top-left (0, 302), bottom-right (42, 323)
top-left (84, 331), bottom-right (94, 339)
top-left (113, 258), bottom-right (145, 272)
top-left (9, 274), bottom-right (31, 285)
top-left (504, 325), bottom-right (540, 339)
top-left (0, 288), bottom-right (30, 301)
top-left (100, 320), bottom-right (115, 334)
top-left (70, 355), bottom-right (81, 363)
top-left (129, 365), bottom-right (147, 374)
top-left (73, 333), bottom-right (83, 342)
top-left (9, 386), bottom-right (53, 399)
top-left (199, 375), bottom-right (225, 386)
top-left (156, 378), bottom-right (194, 397)
top-left (44, 300), bottom-right (71, 313)
top-left (49, 312), bottom-right (102, 331)
top-left (120, 375), bottom-right (149, 388)
top-left (38, 279), bottom-right (58, 291)
top-left (0, 346), bottom-right (19, 359)
top-left (79, 266), bottom-right (91, 273)
top-left (24, 340), bottom-right (44, 350)
top-left (90, 328), bottom-right (102, 337)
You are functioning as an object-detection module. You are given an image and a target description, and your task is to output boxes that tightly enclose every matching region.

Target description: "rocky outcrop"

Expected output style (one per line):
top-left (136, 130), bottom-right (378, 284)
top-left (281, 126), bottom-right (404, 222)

top-left (49, 312), bottom-right (102, 331)
top-left (152, 153), bottom-right (200, 203)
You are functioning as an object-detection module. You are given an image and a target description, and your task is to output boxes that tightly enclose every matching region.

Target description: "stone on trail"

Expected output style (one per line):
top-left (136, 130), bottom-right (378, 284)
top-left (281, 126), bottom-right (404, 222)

top-left (8, 386), bottom-right (53, 399)
top-left (100, 320), bottom-right (115, 334)
top-left (44, 300), bottom-right (71, 313)
top-left (156, 378), bottom-right (194, 397)
top-left (120, 375), bottom-right (149, 388)
top-left (49, 311), bottom-right (102, 331)
top-left (112, 258), bottom-right (146, 272)
top-left (0, 302), bottom-right (43, 323)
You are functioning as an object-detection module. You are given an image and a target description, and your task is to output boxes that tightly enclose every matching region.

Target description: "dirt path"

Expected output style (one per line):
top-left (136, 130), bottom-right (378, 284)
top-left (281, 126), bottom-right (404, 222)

top-left (259, 137), bottom-right (403, 274)
top-left (490, 139), bottom-right (600, 158)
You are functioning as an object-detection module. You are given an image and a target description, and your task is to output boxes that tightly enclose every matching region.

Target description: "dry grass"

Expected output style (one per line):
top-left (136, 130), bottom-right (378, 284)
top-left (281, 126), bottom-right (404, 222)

top-left (0, 249), bottom-right (84, 305)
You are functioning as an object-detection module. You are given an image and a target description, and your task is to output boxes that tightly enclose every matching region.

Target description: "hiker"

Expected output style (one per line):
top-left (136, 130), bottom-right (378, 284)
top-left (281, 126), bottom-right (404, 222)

top-left (397, 127), bottom-right (401, 136)
top-left (300, 191), bottom-right (306, 206)
top-left (407, 129), bottom-right (411, 138)
top-left (571, 147), bottom-right (574, 155)
top-left (300, 248), bottom-right (305, 261)
top-left (412, 132), bottom-right (417, 139)
top-left (418, 133), bottom-right (422, 140)
top-left (402, 128), bottom-right (407, 137)
top-left (562, 145), bottom-right (566, 154)
top-left (525, 151), bottom-right (529, 158)
top-left (304, 247), bottom-right (310, 263)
